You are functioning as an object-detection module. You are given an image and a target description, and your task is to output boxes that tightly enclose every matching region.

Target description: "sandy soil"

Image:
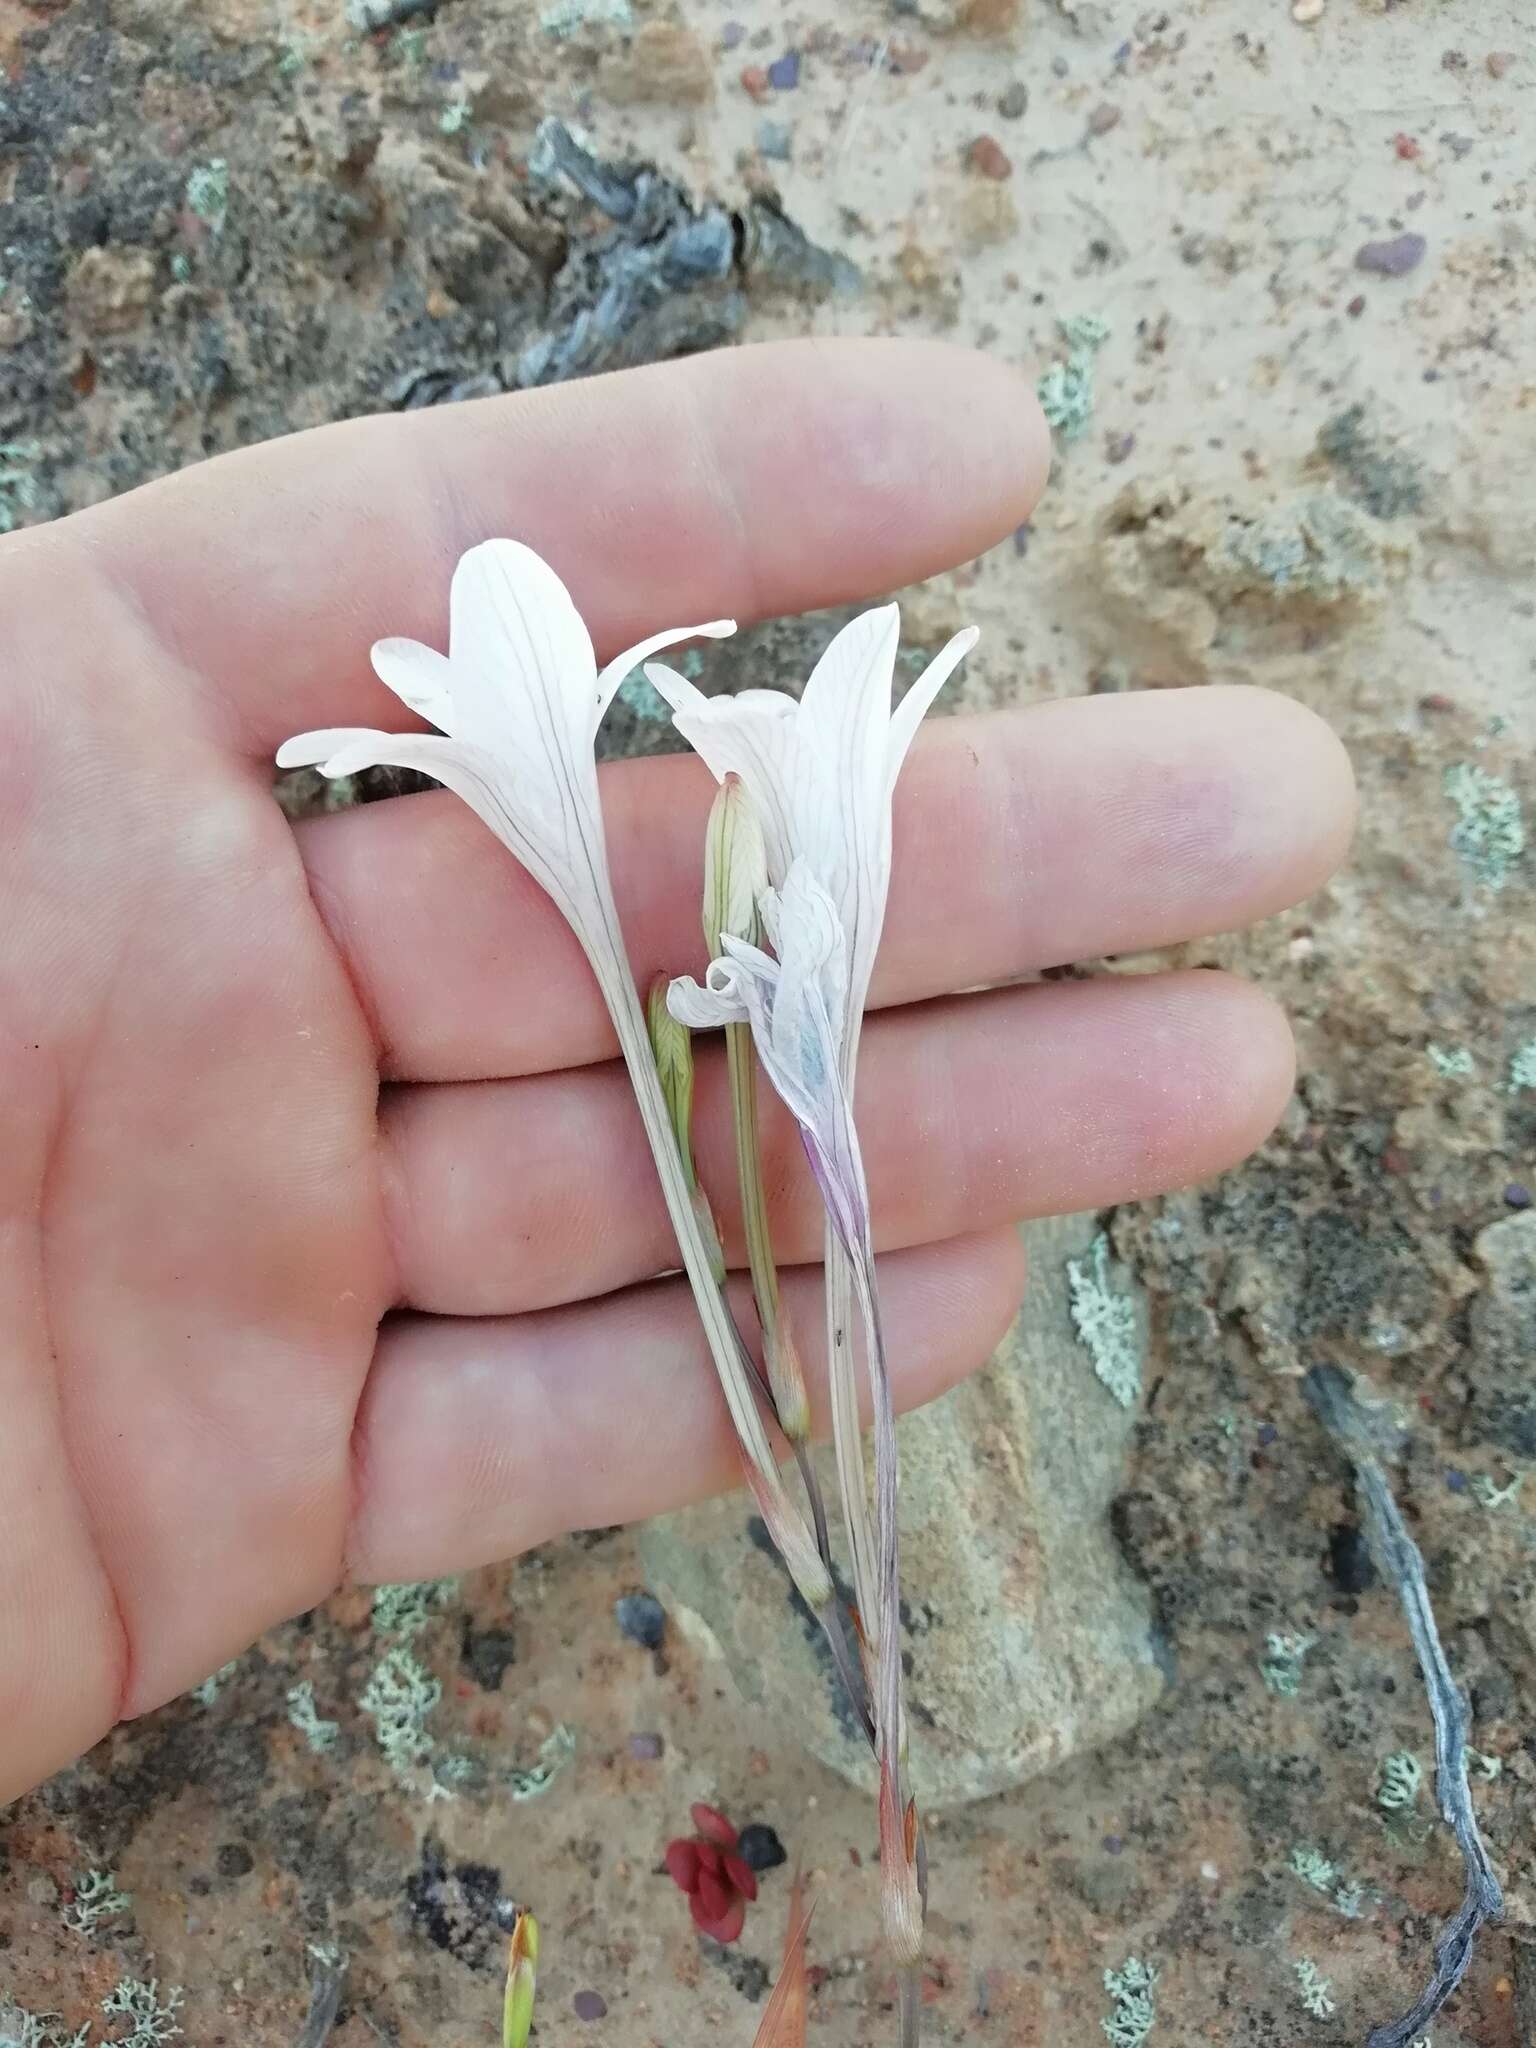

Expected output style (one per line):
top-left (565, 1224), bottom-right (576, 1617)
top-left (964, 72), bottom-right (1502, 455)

top-left (1, 2), bottom-right (1533, 2044)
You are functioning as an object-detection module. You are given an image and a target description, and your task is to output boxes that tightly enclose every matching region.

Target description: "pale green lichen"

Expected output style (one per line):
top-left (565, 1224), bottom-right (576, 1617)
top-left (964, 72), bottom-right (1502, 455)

top-left (1470, 1750), bottom-right (1503, 1781)
top-left (1509, 1039), bottom-right (1536, 1093)
top-left (439, 88), bottom-right (472, 134)
top-left (1294, 1958), bottom-right (1336, 2019)
top-left (1222, 491), bottom-right (1379, 602)
top-left (1067, 1233), bottom-right (1141, 1408)
top-left (1038, 314), bottom-right (1111, 441)
top-left (0, 2003), bottom-right (91, 2048)
top-left (285, 1680), bottom-right (340, 1753)
top-left (509, 1723), bottom-right (576, 1801)
top-left (1471, 1472), bottom-right (1522, 1511)
top-left (190, 1658), bottom-right (239, 1706)
top-left (62, 1869), bottom-right (131, 1934)
top-left (1261, 1630), bottom-right (1315, 1697)
top-left (1289, 1845), bottom-right (1338, 1894)
top-left (101, 1978), bottom-right (183, 2047)
top-left (359, 1647), bottom-right (441, 1785)
top-left (1377, 1749), bottom-right (1422, 1812)
top-left (540, 0), bottom-right (633, 32)
top-left (1101, 1957), bottom-right (1157, 2047)
top-left (0, 441), bottom-right (41, 534)
top-left (1333, 1879), bottom-right (1366, 1919)
top-left (371, 1577), bottom-right (457, 1640)
top-left (1445, 763), bottom-right (1524, 892)
top-left (185, 160), bottom-right (229, 234)
top-left (1427, 1043), bottom-right (1474, 1078)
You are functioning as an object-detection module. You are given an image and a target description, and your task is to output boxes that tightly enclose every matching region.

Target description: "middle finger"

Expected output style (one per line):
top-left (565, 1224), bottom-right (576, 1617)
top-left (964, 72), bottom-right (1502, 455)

top-left (378, 967), bottom-right (1294, 1316)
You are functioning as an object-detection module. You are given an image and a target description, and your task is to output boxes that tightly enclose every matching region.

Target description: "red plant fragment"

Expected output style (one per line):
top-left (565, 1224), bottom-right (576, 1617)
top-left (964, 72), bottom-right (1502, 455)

top-left (666, 1804), bottom-right (757, 1945)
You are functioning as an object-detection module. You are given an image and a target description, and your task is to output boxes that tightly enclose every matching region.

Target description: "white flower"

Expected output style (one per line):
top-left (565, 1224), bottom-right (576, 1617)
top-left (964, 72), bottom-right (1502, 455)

top-left (648, 605), bottom-right (977, 1071)
top-left (652, 604), bottom-right (976, 1714)
top-left (277, 540), bottom-right (830, 1608)
top-left (277, 538), bottom-right (733, 949)
top-left (671, 863), bottom-right (869, 1261)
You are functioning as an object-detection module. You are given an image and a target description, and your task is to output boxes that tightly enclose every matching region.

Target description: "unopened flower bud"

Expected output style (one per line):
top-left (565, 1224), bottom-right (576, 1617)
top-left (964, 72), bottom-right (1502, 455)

top-left (647, 973), bottom-right (696, 1181)
top-left (503, 1910), bottom-right (539, 2048)
top-left (704, 774), bottom-right (769, 958)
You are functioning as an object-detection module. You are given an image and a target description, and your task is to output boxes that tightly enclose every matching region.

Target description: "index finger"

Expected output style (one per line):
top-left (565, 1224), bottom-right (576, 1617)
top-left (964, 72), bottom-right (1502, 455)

top-left (57, 339), bottom-right (1049, 755)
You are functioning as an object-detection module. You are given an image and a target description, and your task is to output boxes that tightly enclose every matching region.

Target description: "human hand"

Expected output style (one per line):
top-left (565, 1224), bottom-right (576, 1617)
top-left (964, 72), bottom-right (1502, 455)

top-left (0, 340), bottom-right (1353, 1801)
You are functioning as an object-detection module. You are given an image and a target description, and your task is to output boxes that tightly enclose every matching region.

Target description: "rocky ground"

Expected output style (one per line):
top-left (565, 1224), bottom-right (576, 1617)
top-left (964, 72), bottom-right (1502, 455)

top-left (1, 1), bottom-right (1533, 2044)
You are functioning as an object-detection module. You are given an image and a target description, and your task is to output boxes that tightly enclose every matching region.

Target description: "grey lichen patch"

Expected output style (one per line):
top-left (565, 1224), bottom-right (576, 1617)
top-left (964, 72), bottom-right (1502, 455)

top-left (1377, 1749), bottom-right (1422, 1812)
top-left (1038, 314), bottom-right (1111, 441)
top-left (1260, 1629), bottom-right (1315, 1696)
top-left (62, 1868), bottom-right (131, 1934)
top-left (184, 159), bottom-right (228, 234)
top-left (370, 1577), bottom-right (457, 1641)
top-left (0, 441), bottom-right (41, 533)
top-left (1, 2005), bottom-right (91, 2048)
top-left (190, 1658), bottom-right (239, 1706)
top-left (1316, 403), bottom-right (1425, 519)
top-left (1293, 1957), bottom-right (1336, 2019)
top-left (285, 1680), bottom-right (340, 1754)
top-left (1426, 1042), bottom-right (1474, 1078)
top-left (359, 1647), bottom-right (442, 1786)
top-left (508, 1722), bottom-right (577, 1800)
top-left (1221, 490), bottom-right (1383, 603)
top-left (1101, 1957), bottom-right (1158, 2047)
top-left (101, 1978), bottom-right (184, 2046)
top-left (1067, 1232), bottom-right (1141, 1407)
top-left (1445, 763), bottom-right (1524, 892)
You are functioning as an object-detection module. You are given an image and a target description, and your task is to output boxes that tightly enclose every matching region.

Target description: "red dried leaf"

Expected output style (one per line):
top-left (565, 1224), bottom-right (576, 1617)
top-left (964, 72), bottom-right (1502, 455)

top-left (690, 1802), bottom-right (739, 1848)
top-left (691, 1889), bottom-right (747, 1944)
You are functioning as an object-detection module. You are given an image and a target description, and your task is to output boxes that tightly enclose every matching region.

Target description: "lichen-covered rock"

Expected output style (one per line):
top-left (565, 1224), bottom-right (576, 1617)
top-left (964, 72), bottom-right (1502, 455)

top-left (639, 1214), bottom-right (1167, 1807)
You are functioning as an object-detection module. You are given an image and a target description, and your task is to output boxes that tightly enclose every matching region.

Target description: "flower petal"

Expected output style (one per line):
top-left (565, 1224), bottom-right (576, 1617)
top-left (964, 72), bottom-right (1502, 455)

top-left (691, 1803), bottom-right (740, 1848)
top-left (885, 626), bottom-right (978, 793)
top-left (275, 726), bottom-right (389, 770)
top-left (665, 1841), bottom-right (702, 1894)
top-left (595, 620), bottom-right (736, 721)
top-left (371, 637), bottom-right (455, 730)
top-left (690, 1889), bottom-right (746, 1944)
top-left (646, 669), bottom-right (800, 886)
top-left (723, 1852), bottom-right (758, 1902)
top-left (666, 972), bottom-right (745, 1032)
top-left (448, 538), bottom-right (597, 751)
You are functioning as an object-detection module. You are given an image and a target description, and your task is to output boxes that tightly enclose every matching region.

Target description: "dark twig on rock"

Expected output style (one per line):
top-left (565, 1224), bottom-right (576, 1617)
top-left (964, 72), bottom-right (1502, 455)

top-left (1303, 1367), bottom-right (1504, 2048)
top-left (294, 1946), bottom-right (347, 2048)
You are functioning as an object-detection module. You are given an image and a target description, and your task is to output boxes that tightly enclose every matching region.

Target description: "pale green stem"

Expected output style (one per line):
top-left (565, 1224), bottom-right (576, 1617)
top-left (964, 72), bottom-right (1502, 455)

top-left (589, 887), bottom-right (828, 1605)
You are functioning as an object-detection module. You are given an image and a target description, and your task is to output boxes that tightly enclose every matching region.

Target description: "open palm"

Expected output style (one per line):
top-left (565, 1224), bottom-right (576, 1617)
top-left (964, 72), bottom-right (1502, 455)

top-left (0, 340), bottom-right (1354, 1802)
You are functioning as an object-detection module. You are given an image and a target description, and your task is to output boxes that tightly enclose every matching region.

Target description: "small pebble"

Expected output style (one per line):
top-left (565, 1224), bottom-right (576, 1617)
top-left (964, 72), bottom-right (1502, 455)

top-left (1102, 1834), bottom-right (1124, 1856)
top-left (1486, 50), bottom-right (1516, 79)
top-left (721, 20), bottom-right (746, 49)
top-left (997, 81), bottom-right (1029, 120)
top-left (1393, 132), bottom-right (1420, 160)
top-left (737, 1822), bottom-right (788, 1872)
top-left (1257, 1423), bottom-right (1279, 1447)
top-left (757, 118), bottom-right (793, 160)
top-left (1087, 102), bottom-right (1121, 137)
top-left (614, 1590), bottom-right (667, 1649)
top-left (629, 1731), bottom-right (665, 1760)
top-left (1291, 0), bottom-right (1324, 20)
top-left (1106, 431), bottom-right (1137, 464)
top-left (740, 63), bottom-right (771, 100)
top-left (1355, 232), bottom-right (1427, 277)
top-left (573, 1990), bottom-right (608, 2021)
top-left (1346, 293), bottom-right (1366, 317)
top-left (887, 40), bottom-right (930, 75)
top-left (1505, 1183), bottom-right (1533, 1211)
top-left (1051, 54), bottom-right (1069, 76)
top-left (1012, 522), bottom-right (1031, 557)
top-left (965, 133), bottom-right (1012, 180)
top-left (1446, 1469), bottom-right (1469, 1494)
top-left (767, 49), bottom-right (801, 89)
